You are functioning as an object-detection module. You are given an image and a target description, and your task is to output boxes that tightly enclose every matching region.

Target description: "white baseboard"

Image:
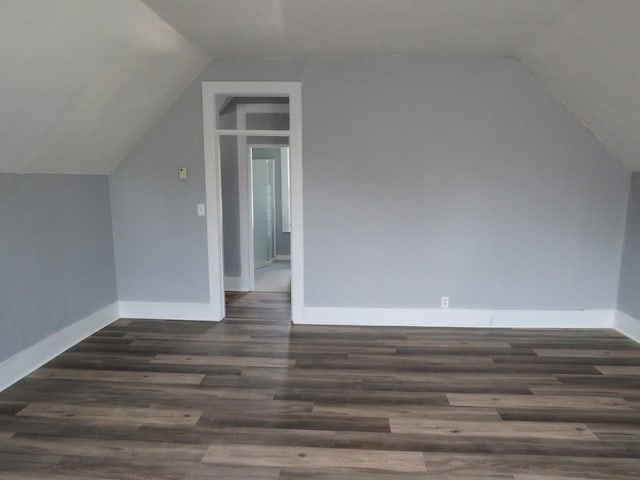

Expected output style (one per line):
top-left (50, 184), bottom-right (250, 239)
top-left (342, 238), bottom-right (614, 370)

top-left (614, 310), bottom-right (640, 344)
top-left (275, 255), bottom-right (291, 261)
top-left (491, 309), bottom-right (613, 328)
top-left (0, 302), bottom-right (120, 392)
top-left (118, 301), bottom-right (219, 321)
top-left (300, 307), bottom-right (615, 329)
top-left (302, 307), bottom-right (491, 327)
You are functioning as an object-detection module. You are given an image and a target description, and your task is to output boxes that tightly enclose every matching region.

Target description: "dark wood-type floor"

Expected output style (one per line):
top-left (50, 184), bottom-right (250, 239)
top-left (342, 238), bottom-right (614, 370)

top-left (1, 293), bottom-right (640, 479)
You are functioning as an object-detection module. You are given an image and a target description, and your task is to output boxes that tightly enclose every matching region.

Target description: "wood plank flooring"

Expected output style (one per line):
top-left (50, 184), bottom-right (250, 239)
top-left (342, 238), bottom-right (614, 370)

top-left (1, 291), bottom-right (640, 478)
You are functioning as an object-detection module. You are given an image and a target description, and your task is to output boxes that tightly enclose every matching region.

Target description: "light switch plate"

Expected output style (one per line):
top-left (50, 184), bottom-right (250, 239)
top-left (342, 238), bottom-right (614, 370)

top-left (179, 167), bottom-right (188, 180)
top-left (197, 203), bottom-right (205, 216)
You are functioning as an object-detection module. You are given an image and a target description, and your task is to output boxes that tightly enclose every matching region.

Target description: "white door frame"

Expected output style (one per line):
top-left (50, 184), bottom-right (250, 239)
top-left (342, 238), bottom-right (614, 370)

top-left (201, 82), bottom-right (304, 322)
top-left (248, 144), bottom-right (290, 290)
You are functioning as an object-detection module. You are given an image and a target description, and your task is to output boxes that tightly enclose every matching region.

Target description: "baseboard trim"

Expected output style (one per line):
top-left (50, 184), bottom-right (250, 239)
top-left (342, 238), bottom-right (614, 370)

top-left (300, 307), bottom-right (615, 329)
top-left (614, 310), bottom-right (640, 344)
top-left (491, 309), bottom-right (613, 328)
top-left (118, 301), bottom-right (219, 321)
top-left (301, 308), bottom-right (491, 327)
top-left (0, 302), bottom-right (120, 392)
top-left (275, 255), bottom-right (291, 261)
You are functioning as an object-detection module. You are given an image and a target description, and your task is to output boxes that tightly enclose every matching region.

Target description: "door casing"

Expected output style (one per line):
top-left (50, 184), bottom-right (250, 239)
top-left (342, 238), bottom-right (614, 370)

top-left (201, 82), bottom-right (304, 321)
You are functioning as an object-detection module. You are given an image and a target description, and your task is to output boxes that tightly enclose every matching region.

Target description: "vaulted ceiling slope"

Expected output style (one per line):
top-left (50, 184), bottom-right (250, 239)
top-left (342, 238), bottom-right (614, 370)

top-left (143, 0), bottom-right (640, 172)
top-left (518, 1), bottom-right (640, 172)
top-left (142, 0), bottom-right (582, 57)
top-left (0, 0), bottom-right (209, 174)
top-left (3, 1), bottom-right (639, 174)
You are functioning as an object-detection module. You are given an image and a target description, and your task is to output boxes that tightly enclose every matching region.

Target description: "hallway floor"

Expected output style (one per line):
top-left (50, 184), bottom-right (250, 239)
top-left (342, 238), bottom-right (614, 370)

top-left (254, 260), bottom-right (291, 292)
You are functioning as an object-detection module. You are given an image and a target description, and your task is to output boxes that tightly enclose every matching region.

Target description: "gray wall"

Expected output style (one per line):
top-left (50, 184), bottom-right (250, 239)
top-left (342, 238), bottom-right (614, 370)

top-left (219, 106), bottom-right (242, 277)
top-left (110, 54), bottom-right (630, 310)
top-left (0, 174), bottom-right (117, 362)
top-left (109, 84), bottom-right (210, 303)
top-left (618, 173), bottom-right (640, 319)
top-left (220, 134), bottom-right (242, 277)
top-left (252, 147), bottom-right (291, 257)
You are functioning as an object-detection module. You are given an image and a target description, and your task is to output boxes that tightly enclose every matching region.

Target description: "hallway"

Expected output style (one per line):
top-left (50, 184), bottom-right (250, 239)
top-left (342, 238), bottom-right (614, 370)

top-left (254, 260), bottom-right (291, 293)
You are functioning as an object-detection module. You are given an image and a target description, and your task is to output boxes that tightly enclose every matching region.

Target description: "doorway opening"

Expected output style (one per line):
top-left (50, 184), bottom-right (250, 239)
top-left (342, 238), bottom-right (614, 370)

top-left (202, 82), bottom-right (303, 321)
top-left (250, 145), bottom-right (291, 293)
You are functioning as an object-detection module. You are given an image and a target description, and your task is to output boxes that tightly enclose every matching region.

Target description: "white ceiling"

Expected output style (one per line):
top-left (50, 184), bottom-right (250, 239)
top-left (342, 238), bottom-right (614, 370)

top-left (518, 1), bottom-right (640, 172)
top-left (0, 0), bottom-right (208, 174)
top-left (2, 0), bottom-right (639, 173)
top-left (141, 0), bottom-right (640, 171)
top-left (142, 0), bottom-right (583, 57)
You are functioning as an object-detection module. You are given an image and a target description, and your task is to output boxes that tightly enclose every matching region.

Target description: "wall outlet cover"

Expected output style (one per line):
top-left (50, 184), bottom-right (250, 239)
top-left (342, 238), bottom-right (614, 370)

top-left (441, 296), bottom-right (450, 309)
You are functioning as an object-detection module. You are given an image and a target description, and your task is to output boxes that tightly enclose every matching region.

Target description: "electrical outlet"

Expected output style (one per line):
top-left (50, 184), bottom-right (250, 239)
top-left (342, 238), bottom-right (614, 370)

top-left (441, 296), bottom-right (449, 309)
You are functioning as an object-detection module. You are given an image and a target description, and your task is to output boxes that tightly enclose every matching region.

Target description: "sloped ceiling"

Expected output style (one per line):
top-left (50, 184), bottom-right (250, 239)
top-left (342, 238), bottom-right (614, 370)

top-left (144, 0), bottom-right (640, 171)
top-left (142, 0), bottom-right (582, 57)
top-left (518, 1), bottom-right (640, 172)
top-left (0, 0), bottom-right (209, 174)
top-left (2, 1), bottom-right (639, 174)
